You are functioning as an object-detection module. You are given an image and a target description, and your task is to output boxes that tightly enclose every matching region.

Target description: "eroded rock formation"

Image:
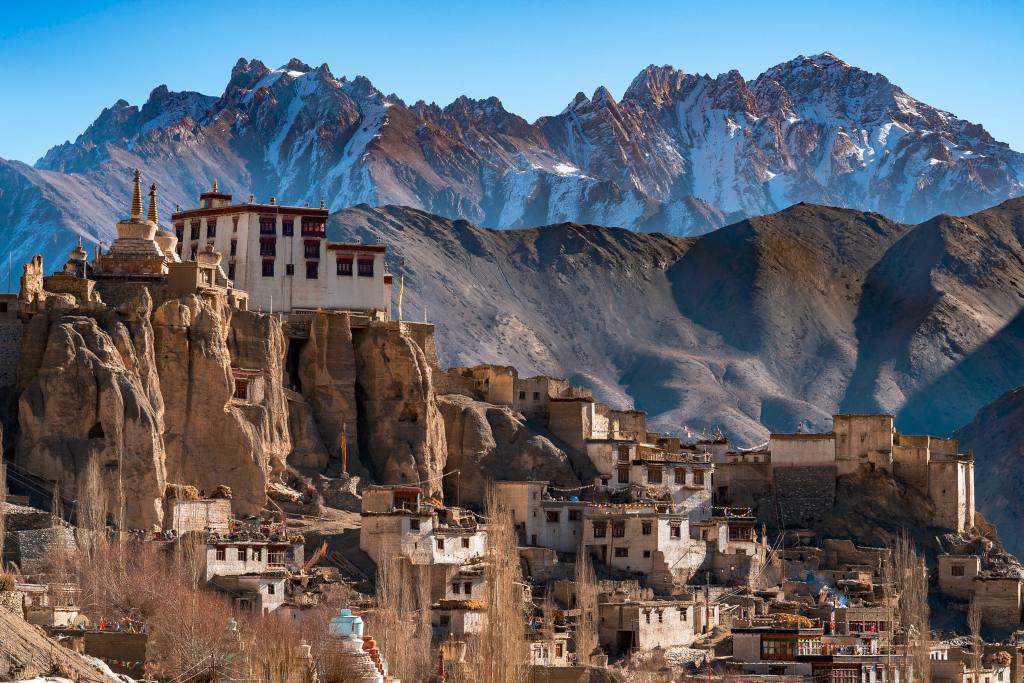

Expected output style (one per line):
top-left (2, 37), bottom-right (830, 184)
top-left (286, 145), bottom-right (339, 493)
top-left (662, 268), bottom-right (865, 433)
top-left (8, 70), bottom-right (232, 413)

top-left (17, 311), bottom-right (167, 528)
top-left (354, 321), bottom-right (447, 497)
top-left (437, 394), bottom-right (583, 507)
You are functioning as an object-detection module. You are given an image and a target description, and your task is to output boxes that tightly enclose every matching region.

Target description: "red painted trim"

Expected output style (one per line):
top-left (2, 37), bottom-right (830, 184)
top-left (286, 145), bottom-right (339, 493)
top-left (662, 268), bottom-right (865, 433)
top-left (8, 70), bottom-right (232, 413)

top-left (326, 243), bottom-right (386, 253)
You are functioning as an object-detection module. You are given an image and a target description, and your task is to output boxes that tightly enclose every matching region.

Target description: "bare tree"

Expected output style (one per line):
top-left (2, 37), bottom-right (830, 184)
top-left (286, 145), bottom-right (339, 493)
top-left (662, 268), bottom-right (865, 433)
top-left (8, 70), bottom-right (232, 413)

top-left (573, 549), bottom-right (599, 665)
top-left (477, 482), bottom-right (527, 683)
top-left (894, 531), bottom-right (930, 682)
top-left (969, 597), bottom-right (983, 678)
top-left (365, 553), bottom-right (433, 681)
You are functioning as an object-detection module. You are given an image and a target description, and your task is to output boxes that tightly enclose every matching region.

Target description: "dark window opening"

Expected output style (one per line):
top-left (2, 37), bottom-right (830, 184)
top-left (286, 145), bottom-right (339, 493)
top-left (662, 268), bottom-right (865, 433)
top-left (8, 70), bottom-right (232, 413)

top-left (262, 259), bottom-right (274, 277)
top-left (88, 422), bottom-right (104, 439)
top-left (301, 217), bottom-right (325, 237)
top-left (337, 258), bottom-right (353, 276)
top-left (228, 263), bottom-right (235, 280)
top-left (306, 261), bottom-right (319, 279)
top-left (286, 263), bottom-right (295, 276)
top-left (260, 217), bottom-right (276, 235)
top-left (259, 238), bottom-right (276, 257)
top-left (304, 240), bottom-right (320, 259)
top-left (358, 258), bottom-right (374, 277)
top-left (230, 239), bottom-right (237, 256)
top-left (190, 221), bottom-right (200, 239)
top-left (206, 220), bottom-right (216, 238)
top-left (282, 220), bottom-right (294, 236)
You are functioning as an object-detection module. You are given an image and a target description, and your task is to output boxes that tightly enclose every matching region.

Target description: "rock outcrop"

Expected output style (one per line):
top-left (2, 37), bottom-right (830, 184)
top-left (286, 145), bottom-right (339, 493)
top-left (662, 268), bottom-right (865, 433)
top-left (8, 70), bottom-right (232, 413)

top-left (437, 394), bottom-right (584, 507)
top-left (17, 311), bottom-right (167, 528)
top-left (353, 321), bottom-right (447, 496)
top-left (153, 296), bottom-right (289, 516)
top-left (297, 312), bottom-right (360, 473)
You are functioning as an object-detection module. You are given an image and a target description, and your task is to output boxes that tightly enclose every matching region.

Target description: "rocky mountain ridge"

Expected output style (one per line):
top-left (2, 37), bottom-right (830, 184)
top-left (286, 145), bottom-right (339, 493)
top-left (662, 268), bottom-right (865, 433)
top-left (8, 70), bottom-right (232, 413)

top-left (2, 53), bottom-right (1023, 274)
top-left (327, 198), bottom-right (1024, 448)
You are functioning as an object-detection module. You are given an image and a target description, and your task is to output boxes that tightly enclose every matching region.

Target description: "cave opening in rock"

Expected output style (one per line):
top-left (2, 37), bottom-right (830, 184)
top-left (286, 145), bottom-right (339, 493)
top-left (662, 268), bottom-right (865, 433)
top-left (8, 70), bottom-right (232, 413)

top-left (285, 337), bottom-right (306, 392)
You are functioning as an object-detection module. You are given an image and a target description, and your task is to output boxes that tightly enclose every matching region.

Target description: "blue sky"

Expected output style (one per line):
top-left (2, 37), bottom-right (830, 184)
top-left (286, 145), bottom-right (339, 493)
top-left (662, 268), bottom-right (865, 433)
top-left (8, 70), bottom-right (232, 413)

top-left (1, 0), bottom-right (1022, 163)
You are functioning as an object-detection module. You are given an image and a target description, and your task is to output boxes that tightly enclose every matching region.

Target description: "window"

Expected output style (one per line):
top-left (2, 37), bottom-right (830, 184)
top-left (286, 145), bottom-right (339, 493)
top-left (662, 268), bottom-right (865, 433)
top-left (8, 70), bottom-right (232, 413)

top-left (260, 216), bottom-right (276, 235)
top-left (262, 259), bottom-right (274, 277)
top-left (267, 583), bottom-right (275, 595)
top-left (232, 216), bottom-right (239, 233)
top-left (657, 611), bottom-right (663, 623)
top-left (216, 547), bottom-right (226, 561)
top-left (568, 509), bottom-right (581, 522)
top-left (464, 582), bottom-right (472, 595)
top-left (282, 219), bottom-right (294, 236)
top-left (234, 378), bottom-right (249, 400)
top-left (518, 391), bottom-right (526, 400)
top-left (286, 264), bottom-right (294, 276)
top-left (230, 239), bottom-right (237, 256)
top-left (358, 258), bottom-right (374, 277)
top-left (268, 550), bottom-right (285, 566)
top-left (440, 614), bottom-right (450, 626)
top-left (452, 582), bottom-right (460, 594)
top-left (190, 221), bottom-right (200, 239)
top-left (175, 223), bottom-right (184, 241)
top-left (555, 643), bottom-right (563, 658)
top-left (301, 217), bottom-right (325, 237)
top-left (337, 257), bottom-right (353, 276)
top-left (617, 446), bottom-right (630, 463)
top-left (616, 465), bottom-right (630, 484)
top-left (259, 238), bottom-right (276, 256)
top-left (0, 303), bottom-right (6, 313)
top-left (614, 547), bottom-right (628, 558)
top-left (190, 247), bottom-right (198, 260)
top-left (546, 511), bottom-right (560, 523)
top-left (461, 537), bottom-right (469, 548)
top-left (679, 607), bottom-right (688, 620)
top-left (675, 468), bottom-right (686, 484)
top-left (645, 611), bottom-right (650, 624)
top-left (612, 522), bottom-right (625, 538)
top-left (950, 564), bottom-right (966, 576)
top-left (206, 220), bottom-right (216, 237)
top-left (253, 548), bottom-right (261, 561)
top-left (647, 467), bottom-right (662, 484)
top-left (641, 521), bottom-right (652, 536)
top-left (532, 391), bottom-right (540, 401)
top-left (669, 523), bottom-right (681, 539)
top-left (593, 522), bottom-right (607, 538)
top-left (643, 550), bottom-right (651, 558)
top-left (436, 538), bottom-right (444, 551)
top-left (693, 469), bottom-right (705, 486)
top-left (304, 240), bottom-right (320, 259)
top-left (306, 261), bottom-right (319, 279)
top-left (410, 519), bottom-right (420, 531)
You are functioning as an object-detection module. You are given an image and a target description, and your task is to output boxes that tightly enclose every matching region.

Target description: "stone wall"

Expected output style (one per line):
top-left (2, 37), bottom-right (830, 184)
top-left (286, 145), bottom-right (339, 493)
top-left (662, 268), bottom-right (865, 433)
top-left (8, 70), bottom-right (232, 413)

top-left (0, 322), bottom-right (23, 388)
top-left (771, 466), bottom-right (838, 526)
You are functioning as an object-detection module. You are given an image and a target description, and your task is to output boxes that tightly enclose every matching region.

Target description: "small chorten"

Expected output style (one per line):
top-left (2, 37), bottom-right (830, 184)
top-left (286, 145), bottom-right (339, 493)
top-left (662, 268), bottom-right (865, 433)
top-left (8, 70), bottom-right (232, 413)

top-left (148, 183), bottom-right (180, 261)
top-left (63, 237), bottom-right (90, 277)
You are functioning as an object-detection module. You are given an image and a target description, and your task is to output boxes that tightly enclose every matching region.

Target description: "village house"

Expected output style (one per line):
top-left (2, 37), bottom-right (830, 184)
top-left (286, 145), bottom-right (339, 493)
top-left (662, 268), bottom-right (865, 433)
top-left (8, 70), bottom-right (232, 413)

top-left (582, 503), bottom-right (705, 583)
top-left (358, 485), bottom-right (487, 566)
top-left (597, 595), bottom-right (717, 656)
top-left (936, 554), bottom-right (1022, 631)
top-left (171, 183), bottom-right (391, 318)
top-left (930, 642), bottom-right (1013, 683)
top-left (730, 615), bottom-right (910, 682)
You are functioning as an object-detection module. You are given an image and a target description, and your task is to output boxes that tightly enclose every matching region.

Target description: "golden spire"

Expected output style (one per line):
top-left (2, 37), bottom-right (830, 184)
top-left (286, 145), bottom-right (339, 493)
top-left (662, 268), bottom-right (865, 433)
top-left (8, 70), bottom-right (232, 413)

top-left (212, 179), bottom-right (219, 193)
top-left (147, 183), bottom-right (159, 224)
top-left (130, 169), bottom-right (143, 218)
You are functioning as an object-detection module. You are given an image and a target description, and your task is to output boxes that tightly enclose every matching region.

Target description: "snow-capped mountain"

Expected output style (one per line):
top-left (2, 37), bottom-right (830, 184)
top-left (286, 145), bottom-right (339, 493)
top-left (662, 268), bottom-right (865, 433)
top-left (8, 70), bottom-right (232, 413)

top-left (2, 52), bottom-right (1022, 272)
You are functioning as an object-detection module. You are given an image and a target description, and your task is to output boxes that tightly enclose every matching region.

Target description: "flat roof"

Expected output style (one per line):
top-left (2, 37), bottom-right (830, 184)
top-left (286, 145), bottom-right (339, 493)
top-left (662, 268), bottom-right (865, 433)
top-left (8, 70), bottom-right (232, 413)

top-left (172, 204), bottom-right (329, 220)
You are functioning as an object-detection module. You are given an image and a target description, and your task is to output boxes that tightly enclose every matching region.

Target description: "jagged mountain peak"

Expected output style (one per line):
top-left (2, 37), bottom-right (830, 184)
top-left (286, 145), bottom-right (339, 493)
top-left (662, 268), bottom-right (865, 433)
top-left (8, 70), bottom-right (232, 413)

top-left (11, 52), bottom-right (1024, 266)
